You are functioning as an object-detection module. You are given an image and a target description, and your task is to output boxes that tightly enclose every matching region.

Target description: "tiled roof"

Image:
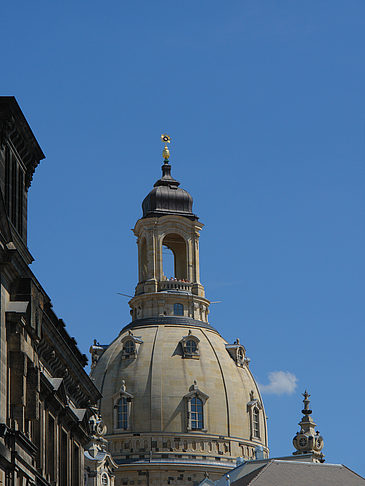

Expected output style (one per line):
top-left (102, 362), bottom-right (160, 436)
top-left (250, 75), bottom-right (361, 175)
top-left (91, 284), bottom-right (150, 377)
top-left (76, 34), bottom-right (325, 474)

top-left (231, 460), bottom-right (365, 486)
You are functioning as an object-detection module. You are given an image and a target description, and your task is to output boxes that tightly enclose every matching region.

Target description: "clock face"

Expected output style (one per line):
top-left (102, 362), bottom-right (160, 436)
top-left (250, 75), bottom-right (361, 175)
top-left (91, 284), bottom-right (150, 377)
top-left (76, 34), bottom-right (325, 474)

top-left (299, 436), bottom-right (307, 447)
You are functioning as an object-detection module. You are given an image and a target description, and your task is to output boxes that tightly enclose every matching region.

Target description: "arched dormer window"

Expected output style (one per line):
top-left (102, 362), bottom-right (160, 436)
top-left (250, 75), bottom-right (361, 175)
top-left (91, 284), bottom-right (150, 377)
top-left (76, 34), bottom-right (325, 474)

top-left (180, 330), bottom-right (200, 359)
top-left (121, 330), bottom-right (143, 360)
top-left (123, 339), bottom-right (135, 355)
top-left (174, 303), bottom-right (184, 316)
top-left (185, 339), bottom-right (197, 354)
top-left (113, 380), bottom-right (134, 432)
top-left (184, 381), bottom-right (209, 432)
top-left (225, 338), bottom-right (250, 368)
top-left (247, 390), bottom-right (263, 440)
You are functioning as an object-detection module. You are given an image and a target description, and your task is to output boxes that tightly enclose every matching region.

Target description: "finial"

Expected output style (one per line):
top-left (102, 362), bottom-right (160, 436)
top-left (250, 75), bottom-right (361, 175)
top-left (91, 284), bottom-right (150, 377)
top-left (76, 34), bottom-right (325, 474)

top-left (293, 390), bottom-right (324, 462)
top-left (302, 389), bottom-right (312, 415)
top-left (161, 133), bottom-right (171, 161)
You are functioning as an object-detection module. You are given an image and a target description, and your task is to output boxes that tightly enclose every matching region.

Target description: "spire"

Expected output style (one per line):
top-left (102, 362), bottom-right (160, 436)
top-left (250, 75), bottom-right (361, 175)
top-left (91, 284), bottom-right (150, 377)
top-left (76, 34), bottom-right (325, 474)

top-left (292, 390), bottom-right (325, 463)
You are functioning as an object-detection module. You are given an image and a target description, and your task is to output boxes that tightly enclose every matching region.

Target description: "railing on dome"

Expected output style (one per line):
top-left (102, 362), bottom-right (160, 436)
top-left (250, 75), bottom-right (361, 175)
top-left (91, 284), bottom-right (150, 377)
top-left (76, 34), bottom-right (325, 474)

top-left (159, 280), bottom-right (192, 292)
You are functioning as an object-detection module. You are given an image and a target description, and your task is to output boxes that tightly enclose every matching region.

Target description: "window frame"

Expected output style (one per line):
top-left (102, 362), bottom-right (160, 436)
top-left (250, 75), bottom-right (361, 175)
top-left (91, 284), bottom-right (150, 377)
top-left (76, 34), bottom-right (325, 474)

top-left (184, 382), bottom-right (209, 432)
top-left (117, 396), bottom-right (129, 430)
top-left (247, 391), bottom-right (263, 441)
top-left (190, 396), bottom-right (204, 430)
top-left (180, 332), bottom-right (200, 359)
top-left (174, 303), bottom-right (184, 316)
top-left (113, 382), bottom-right (134, 433)
top-left (120, 331), bottom-right (143, 360)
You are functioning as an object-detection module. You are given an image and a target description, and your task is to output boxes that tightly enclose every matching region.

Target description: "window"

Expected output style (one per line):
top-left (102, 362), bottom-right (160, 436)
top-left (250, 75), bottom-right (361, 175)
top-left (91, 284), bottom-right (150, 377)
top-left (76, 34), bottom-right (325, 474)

top-left (225, 341), bottom-right (247, 367)
top-left (124, 339), bottom-right (135, 355)
top-left (247, 391), bottom-right (262, 441)
top-left (11, 156), bottom-right (17, 226)
top-left (180, 332), bottom-right (200, 359)
top-left (174, 303), bottom-right (184, 316)
top-left (190, 397), bottom-right (203, 430)
top-left (117, 397), bottom-right (129, 430)
top-left (46, 414), bottom-right (55, 481)
top-left (113, 380), bottom-right (134, 430)
top-left (5, 145), bottom-right (10, 211)
top-left (185, 340), bottom-right (197, 354)
top-left (59, 429), bottom-right (68, 486)
top-left (17, 169), bottom-right (24, 236)
top-left (101, 473), bottom-right (109, 485)
top-left (162, 233), bottom-right (187, 280)
top-left (184, 381), bottom-right (208, 431)
top-left (121, 332), bottom-right (142, 360)
top-left (253, 408), bottom-right (260, 438)
top-left (72, 443), bottom-right (80, 486)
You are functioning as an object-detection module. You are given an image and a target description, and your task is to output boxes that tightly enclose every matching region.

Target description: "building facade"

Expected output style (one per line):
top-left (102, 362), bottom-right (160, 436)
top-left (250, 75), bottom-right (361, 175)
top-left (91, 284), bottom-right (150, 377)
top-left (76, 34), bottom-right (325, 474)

top-left (90, 138), bottom-right (269, 486)
top-left (0, 97), bottom-right (102, 486)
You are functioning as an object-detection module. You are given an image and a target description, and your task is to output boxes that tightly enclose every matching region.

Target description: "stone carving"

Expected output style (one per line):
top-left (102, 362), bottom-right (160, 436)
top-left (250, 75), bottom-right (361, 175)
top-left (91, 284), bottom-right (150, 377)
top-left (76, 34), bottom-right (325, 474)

top-left (292, 391), bottom-right (324, 462)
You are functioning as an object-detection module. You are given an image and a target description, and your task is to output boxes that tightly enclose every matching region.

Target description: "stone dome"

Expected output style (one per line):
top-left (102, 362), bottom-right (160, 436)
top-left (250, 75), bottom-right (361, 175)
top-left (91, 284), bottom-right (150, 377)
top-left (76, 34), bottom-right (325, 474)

top-left (142, 161), bottom-right (197, 220)
top-left (90, 154), bottom-right (268, 485)
top-left (91, 318), bottom-right (268, 476)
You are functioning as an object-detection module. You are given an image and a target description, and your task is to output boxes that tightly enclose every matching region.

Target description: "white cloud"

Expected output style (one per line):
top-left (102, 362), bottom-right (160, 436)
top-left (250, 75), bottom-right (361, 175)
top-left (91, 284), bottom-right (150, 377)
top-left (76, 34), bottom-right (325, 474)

top-left (259, 371), bottom-right (298, 395)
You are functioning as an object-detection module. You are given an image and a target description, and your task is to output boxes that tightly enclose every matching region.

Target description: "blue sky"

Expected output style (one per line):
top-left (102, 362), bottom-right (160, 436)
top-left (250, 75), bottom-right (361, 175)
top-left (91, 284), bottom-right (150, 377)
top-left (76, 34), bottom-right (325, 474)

top-left (2, 0), bottom-right (365, 475)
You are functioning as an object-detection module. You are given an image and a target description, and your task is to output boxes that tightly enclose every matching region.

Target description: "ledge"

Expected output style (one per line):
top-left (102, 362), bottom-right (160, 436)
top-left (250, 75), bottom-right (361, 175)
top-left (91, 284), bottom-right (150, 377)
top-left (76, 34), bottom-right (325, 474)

top-left (122, 316), bottom-right (218, 333)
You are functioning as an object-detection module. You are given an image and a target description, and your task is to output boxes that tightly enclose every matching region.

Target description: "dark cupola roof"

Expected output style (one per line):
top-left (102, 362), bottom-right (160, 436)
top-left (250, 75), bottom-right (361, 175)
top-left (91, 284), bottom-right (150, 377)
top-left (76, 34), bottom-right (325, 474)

top-left (142, 161), bottom-right (198, 220)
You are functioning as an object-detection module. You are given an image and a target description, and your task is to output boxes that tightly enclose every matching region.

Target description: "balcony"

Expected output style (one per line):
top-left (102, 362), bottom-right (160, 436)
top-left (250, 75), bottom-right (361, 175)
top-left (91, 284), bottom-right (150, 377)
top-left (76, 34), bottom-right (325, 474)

top-left (158, 279), bottom-right (192, 292)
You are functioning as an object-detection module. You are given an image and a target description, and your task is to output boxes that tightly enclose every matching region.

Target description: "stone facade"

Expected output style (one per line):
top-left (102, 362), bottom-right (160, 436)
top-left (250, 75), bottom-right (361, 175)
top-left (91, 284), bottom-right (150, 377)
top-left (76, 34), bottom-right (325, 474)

top-left (90, 157), bottom-right (269, 486)
top-left (0, 97), bottom-right (101, 486)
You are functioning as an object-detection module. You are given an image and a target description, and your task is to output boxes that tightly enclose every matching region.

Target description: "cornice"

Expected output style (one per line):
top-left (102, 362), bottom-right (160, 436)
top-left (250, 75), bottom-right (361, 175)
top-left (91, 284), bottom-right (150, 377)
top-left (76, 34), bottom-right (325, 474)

top-left (0, 96), bottom-right (45, 189)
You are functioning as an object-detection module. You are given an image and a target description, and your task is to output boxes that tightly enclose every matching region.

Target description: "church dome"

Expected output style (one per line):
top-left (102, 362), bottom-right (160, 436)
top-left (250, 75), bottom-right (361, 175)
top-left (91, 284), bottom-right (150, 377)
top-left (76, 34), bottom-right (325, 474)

top-left (142, 161), bottom-right (197, 220)
top-left (90, 141), bottom-right (268, 485)
top-left (91, 318), bottom-right (267, 476)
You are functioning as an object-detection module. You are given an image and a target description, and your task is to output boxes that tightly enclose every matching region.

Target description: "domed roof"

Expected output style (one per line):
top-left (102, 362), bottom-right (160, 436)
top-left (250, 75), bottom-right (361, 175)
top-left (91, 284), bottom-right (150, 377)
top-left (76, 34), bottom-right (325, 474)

top-left (91, 318), bottom-right (268, 466)
top-left (142, 161), bottom-right (197, 220)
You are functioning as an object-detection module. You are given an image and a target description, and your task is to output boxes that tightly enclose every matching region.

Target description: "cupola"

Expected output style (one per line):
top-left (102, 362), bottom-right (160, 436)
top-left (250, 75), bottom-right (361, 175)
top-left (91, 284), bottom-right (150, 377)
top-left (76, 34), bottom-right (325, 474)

top-left (142, 135), bottom-right (197, 220)
top-left (142, 161), bottom-right (196, 220)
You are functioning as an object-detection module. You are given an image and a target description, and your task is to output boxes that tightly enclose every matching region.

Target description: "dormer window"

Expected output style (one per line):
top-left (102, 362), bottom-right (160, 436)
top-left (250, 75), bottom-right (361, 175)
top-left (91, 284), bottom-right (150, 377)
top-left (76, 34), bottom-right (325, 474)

top-left (113, 380), bottom-right (134, 432)
top-left (247, 390), bottom-right (263, 441)
top-left (180, 331), bottom-right (200, 359)
top-left (185, 339), bottom-right (197, 354)
top-left (123, 340), bottom-right (135, 355)
top-left (184, 381), bottom-right (209, 432)
top-left (174, 303), bottom-right (184, 316)
top-left (225, 338), bottom-right (249, 368)
top-left (121, 331), bottom-right (143, 360)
